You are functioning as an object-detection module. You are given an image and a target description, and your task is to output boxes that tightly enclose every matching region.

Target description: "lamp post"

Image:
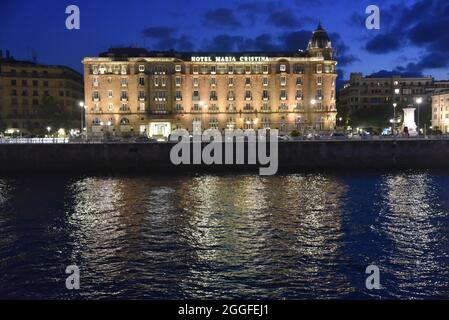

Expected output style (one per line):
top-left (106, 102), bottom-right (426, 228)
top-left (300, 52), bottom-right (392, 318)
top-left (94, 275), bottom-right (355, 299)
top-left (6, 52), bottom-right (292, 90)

top-left (46, 126), bottom-right (51, 137)
top-left (79, 101), bottom-right (85, 140)
top-left (416, 97), bottom-right (423, 136)
top-left (393, 103), bottom-right (397, 135)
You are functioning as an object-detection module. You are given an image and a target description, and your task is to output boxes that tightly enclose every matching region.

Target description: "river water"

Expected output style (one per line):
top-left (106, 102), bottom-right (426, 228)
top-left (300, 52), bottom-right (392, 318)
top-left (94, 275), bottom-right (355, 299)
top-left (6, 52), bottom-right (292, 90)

top-left (1, 171), bottom-right (449, 299)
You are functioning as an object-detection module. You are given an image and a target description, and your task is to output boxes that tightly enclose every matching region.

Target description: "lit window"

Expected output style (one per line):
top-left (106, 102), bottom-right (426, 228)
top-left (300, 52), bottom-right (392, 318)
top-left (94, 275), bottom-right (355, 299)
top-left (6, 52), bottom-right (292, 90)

top-left (280, 64), bottom-right (286, 72)
top-left (175, 65), bottom-right (182, 72)
top-left (138, 65), bottom-right (145, 72)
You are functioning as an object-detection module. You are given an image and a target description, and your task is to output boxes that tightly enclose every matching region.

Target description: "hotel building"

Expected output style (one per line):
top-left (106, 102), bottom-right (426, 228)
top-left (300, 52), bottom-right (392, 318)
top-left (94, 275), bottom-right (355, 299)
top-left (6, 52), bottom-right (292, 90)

top-left (82, 24), bottom-right (337, 138)
top-left (0, 50), bottom-right (84, 135)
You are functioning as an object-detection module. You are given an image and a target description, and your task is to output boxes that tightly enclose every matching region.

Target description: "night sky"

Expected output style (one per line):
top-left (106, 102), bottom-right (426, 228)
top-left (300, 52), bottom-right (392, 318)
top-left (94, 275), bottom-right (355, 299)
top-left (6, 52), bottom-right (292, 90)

top-left (1, 0), bottom-right (449, 85)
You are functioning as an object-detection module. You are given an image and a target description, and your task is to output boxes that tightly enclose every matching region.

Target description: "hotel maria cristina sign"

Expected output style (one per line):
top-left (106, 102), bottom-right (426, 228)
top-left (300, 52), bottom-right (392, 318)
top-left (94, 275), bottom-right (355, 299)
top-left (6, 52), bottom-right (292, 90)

top-left (191, 56), bottom-right (270, 62)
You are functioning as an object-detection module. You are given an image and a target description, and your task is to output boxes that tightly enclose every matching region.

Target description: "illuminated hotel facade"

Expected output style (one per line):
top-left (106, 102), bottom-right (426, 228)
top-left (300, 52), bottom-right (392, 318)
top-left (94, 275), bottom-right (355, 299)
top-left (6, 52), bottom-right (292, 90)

top-left (82, 24), bottom-right (337, 138)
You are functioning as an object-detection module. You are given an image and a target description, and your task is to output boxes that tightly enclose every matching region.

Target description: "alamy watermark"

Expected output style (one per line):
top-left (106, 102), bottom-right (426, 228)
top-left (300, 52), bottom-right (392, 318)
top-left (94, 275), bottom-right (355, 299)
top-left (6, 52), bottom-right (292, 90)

top-left (365, 264), bottom-right (381, 290)
top-left (65, 5), bottom-right (80, 30)
top-left (365, 5), bottom-right (380, 30)
top-left (169, 127), bottom-right (279, 175)
top-left (65, 265), bottom-right (80, 290)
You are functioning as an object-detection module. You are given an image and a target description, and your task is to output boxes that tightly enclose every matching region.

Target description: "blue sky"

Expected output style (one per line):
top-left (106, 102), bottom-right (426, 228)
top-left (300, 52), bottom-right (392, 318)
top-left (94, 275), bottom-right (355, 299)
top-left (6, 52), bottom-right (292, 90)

top-left (1, 0), bottom-right (449, 83)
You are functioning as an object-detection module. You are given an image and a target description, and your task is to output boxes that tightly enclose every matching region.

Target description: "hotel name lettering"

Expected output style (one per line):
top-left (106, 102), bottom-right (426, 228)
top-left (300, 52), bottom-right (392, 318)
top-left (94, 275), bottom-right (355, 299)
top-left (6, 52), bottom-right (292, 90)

top-left (191, 56), bottom-right (269, 62)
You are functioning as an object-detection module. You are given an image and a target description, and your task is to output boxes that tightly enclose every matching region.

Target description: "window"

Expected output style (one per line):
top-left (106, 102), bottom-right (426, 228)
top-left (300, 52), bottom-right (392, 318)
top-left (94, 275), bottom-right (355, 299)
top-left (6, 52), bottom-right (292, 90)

top-left (121, 90), bottom-right (128, 101)
top-left (33, 80), bottom-right (38, 86)
top-left (228, 91), bottom-right (234, 101)
top-left (245, 90), bottom-right (252, 100)
top-left (193, 78), bottom-right (199, 87)
top-left (44, 81), bottom-right (49, 87)
top-left (210, 91), bottom-right (217, 101)
top-left (263, 77), bottom-right (268, 86)
top-left (175, 65), bottom-right (182, 72)
top-left (228, 77), bottom-right (234, 86)
top-left (175, 90), bottom-right (182, 101)
top-left (11, 80), bottom-right (16, 86)
top-left (211, 65), bottom-right (216, 74)
top-left (245, 65), bottom-right (251, 74)
top-left (211, 77), bottom-right (217, 86)
top-left (93, 65), bottom-right (99, 74)
top-left (317, 76), bottom-right (322, 85)
top-left (280, 76), bottom-right (287, 86)
top-left (193, 65), bottom-right (199, 74)
top-left (154, 77), bottom-right (159, 86)
top-left (280, 90), bottom-right (287, 100)
top-left (175, 77), bottom-right (181, 86)
top-left (108, 103), bottom-right (113, 111)
top-left (93, 91), bottom-right (100, 101)
top-left (139, 77), bottom-right (145, 86)
top-left (139, 102), bottom-right (145, 112)
top-left (245, 77), bottom-right (251, 86)
top-left (263, 90), bottom-right (269, 100)
top-left (121, 65), bottom-right (127, 75)
top-left (228, 65), bottom-right (233, 74)
top-left (138, 65), bottom-right (145, 72)
top-left (161, 77), bottom-right (166, 87)
top-left (280, 64), bottom-right (286, 72)
top-left (139, 91), bottom-right (145, 101)
top-left (121, 77), bottom-right (128, 87)
top-left (295, 64), bottom-right (304, 74)
top-left (108, 90), bottom-right (113, 98)
top-left (93, 77), bottom-right (99, 86)
top-left (296, 77), bottom-right (302, 85)
top-left (316, 64), bottom-right (322, 73)
top-left (176, 103), bottom-right (183, 111)
top-left (261, 103), bottom-right (270, 111)
top-left (193, 91), bottom-right (200, 101)
top-left (263, 65), bottom-right (269, 74)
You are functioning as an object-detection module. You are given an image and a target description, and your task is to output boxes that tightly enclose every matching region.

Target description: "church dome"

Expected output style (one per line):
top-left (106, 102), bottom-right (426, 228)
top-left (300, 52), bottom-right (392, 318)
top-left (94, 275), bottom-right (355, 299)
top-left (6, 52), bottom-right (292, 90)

top-left (308, 23), bottom-right (332, 49)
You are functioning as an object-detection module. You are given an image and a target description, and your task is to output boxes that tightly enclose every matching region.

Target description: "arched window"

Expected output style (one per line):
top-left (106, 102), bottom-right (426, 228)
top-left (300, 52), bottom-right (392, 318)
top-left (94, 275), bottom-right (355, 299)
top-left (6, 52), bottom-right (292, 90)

top-left (120, 118), bottom-right (130, 125)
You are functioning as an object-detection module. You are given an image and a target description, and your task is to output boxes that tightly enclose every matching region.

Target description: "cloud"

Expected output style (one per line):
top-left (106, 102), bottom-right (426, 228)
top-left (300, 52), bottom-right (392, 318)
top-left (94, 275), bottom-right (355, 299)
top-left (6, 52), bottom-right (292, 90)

top-left (365, 33), bottom-right (402, 54)
top-left (203, 8), bottom-right (241, 28)
top-left (278, 30), bottom-right (311, 51)
top-left (142, 26), bottom-right (194, 51)
top-left (361, 0), bottom-right (449, 74)
top-left (267, 10), bottom-right (300, 28)
top-left (204, 35), bottom-right (245, 51)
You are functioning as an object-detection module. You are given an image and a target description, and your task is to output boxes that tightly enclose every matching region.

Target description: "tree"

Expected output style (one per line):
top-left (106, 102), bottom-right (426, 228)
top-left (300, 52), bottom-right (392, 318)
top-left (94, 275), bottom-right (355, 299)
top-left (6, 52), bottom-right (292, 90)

top-left (39, 96), bottom-right (72, 130)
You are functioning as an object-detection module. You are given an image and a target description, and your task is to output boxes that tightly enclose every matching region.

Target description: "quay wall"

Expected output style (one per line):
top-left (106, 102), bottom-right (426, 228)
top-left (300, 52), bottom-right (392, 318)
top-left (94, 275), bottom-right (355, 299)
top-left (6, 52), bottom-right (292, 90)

top-left (0, 140), bottom-right (447, 173)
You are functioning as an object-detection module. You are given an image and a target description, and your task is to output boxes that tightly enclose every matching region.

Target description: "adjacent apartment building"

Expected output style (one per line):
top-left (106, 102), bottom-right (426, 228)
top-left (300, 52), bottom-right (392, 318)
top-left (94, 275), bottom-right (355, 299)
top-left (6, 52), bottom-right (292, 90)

top-left (0, 50), bottom-right (84, 135)
top-left (82, 24), bottom-right (338, 138)
top-left (431, 90), bottom-right (449, 133)
top-left (338, 72), bottom-right (436, 112)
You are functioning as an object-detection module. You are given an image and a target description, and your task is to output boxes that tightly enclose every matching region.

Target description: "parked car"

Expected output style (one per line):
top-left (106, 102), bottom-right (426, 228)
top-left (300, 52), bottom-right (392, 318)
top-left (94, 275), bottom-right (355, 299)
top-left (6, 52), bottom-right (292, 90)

top-left (134, 136), bottom-right (156, 143)
top-left (330, 132), bottom-right (346, 139)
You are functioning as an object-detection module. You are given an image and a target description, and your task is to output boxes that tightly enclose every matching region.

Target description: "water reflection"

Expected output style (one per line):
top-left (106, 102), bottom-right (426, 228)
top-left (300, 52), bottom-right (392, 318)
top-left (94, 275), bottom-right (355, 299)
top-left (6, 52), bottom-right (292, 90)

top-left (379, 172), bottom-right (449, 298)
top-left (1, 172), bottom-right (449, 299)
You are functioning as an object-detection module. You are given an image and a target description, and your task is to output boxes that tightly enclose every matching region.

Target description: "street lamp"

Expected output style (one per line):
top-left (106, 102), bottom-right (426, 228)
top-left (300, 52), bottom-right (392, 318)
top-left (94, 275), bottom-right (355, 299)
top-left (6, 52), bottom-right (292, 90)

top-left (46, 126), bottom-right (51, 137)
top-left (416, 97), bottom-right (423, 135)
top-left (393, 103), bottom-right (397, 135)
top-left (79, 101), bottom-right (85, 140)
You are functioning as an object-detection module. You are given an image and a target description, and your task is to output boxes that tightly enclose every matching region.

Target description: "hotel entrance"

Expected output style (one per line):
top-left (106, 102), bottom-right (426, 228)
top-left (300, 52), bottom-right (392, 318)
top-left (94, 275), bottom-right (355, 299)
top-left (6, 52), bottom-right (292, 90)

top-left (149, 121), bottom-right (171, 139)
